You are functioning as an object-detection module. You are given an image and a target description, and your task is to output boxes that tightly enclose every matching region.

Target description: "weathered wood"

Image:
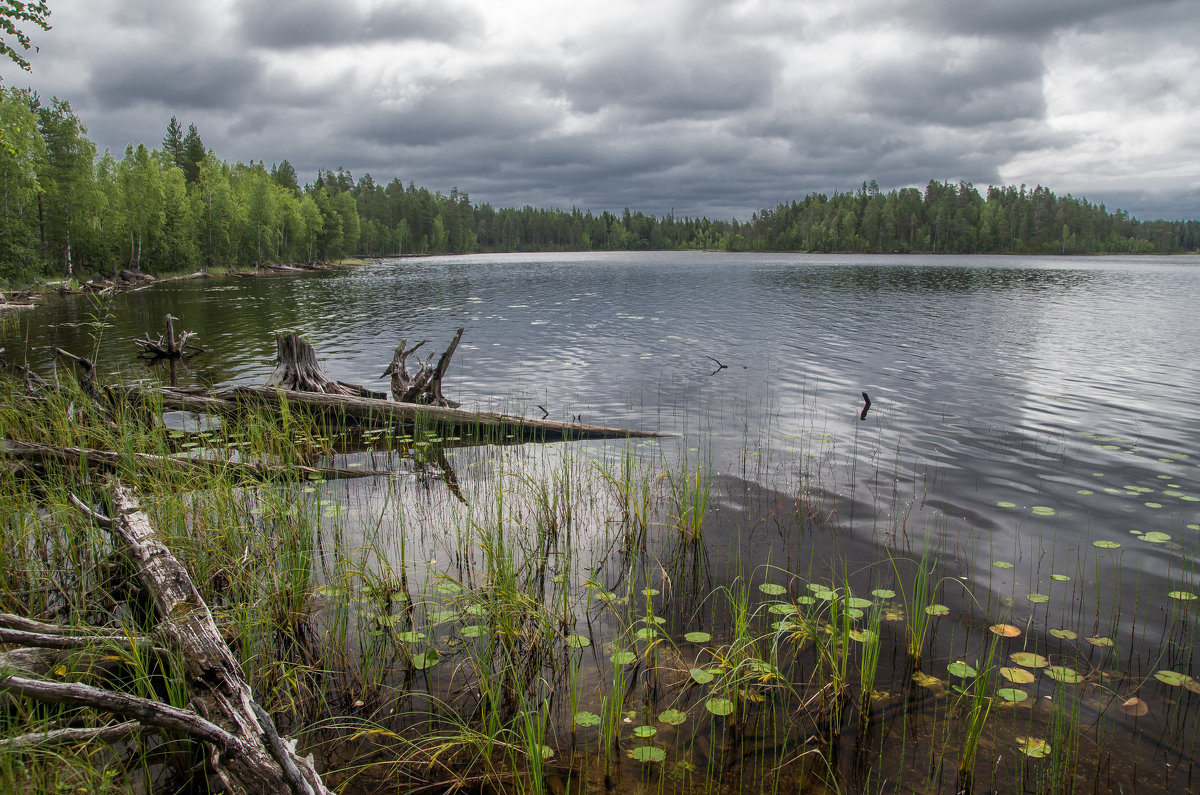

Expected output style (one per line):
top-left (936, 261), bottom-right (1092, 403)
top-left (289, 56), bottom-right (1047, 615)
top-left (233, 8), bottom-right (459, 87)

top-left (266, 333), bottom-right (384, 399)
top-left (383, 327), bottom-right (463, 407)
top-left (0, 720), bottom-right (142, 752)
top-left (134, 313), bottom-right (205, 360)
top-left (0, 438), bottom-right (388, 482)
top-left (120, 384), bottom-right (664, 443)
top-left (104, 483), bottom-right (332, 793)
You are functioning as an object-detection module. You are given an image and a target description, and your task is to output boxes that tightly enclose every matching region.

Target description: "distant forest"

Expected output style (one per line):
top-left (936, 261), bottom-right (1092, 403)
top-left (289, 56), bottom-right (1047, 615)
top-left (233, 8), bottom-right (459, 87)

top-left (3, 86), bottom-right (1198, 284)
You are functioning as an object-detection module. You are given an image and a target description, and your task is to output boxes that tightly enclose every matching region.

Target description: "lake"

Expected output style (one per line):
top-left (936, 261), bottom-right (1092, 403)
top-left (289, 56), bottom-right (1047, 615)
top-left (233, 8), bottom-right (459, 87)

top-left (6, 251), bottom-right (1200, 792)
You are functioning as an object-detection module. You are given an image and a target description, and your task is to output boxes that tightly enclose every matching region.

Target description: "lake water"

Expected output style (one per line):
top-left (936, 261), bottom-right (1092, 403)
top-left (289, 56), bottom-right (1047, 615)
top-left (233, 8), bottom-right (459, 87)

top-left (7, 251), bottom-right (1200, 791)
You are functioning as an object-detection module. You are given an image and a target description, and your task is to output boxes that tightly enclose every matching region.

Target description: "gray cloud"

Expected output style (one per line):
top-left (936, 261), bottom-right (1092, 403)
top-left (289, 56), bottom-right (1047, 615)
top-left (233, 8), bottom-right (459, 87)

top-left (15, 0), bottom-right (1199, 222)
top-left (236, 0), bottom-right (482, 49)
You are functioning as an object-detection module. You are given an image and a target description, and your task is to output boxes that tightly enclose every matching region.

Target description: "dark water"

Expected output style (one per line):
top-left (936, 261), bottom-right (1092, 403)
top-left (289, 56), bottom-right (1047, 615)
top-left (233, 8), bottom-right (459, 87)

top-left (7, 251), bottom-right (1200, 790)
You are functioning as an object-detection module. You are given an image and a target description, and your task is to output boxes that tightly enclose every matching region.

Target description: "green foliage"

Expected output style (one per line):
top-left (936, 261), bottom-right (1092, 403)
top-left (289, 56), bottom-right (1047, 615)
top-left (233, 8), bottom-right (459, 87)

top-left (1, 0), bottom-right (50, 72)
top-left (1, 81), bottom-right (1198, 283)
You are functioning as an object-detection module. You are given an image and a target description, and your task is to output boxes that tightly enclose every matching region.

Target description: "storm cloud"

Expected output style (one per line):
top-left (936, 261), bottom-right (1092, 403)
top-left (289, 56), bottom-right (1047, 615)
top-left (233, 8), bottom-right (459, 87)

top-left (14, 0), bottom-right (1198, 221)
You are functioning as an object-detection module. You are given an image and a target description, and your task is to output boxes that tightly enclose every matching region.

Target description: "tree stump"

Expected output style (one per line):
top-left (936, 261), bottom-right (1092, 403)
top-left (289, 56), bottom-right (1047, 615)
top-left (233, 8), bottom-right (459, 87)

top-left (382, 327), bottom-right (463, 407)
top-left (266, 333), bottom-right (383, 399)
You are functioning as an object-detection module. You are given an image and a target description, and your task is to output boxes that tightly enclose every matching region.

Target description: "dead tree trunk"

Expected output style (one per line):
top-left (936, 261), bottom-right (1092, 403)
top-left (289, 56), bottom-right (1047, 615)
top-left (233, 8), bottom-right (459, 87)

top-left (266, 333), bottom-right (384, 399)
top-left (382, 327), bottom-right (463, 407)
top-left (102, 483), bottom-right (332, 794)
top-left (134, 314), bottom-right (205, 360)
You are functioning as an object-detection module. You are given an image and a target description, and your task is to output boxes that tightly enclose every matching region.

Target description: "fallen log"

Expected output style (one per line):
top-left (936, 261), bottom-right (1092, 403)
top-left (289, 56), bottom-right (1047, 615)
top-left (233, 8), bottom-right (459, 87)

top-left (103, 483), bottom-right (331, 793)
top-left (0, 438), bottom-right (389, 482)
top-left (122, 384), bottom-right (665, 444)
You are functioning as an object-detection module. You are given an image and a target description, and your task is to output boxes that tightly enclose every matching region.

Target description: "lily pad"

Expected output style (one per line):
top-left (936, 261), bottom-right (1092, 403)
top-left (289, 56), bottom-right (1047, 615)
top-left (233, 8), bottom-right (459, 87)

top-left (1168, 591), bottom-right (1198, 601)
top-left (658, 708), bottom-right (687, 725)
top-left (633, 725), bottom-right (657, 738)
top-left (684, 631), bottom-right (713, 643)
top-left (992, 561), bottom-right (1014, 569)
top-left (990, 623), bottom-right (1022, 637)
top-left (925, 604), bottom-right (950, 616)
top-left (759, 583), bottom-right (787, 596)
top-left (1120, 697), bottom-right (1149, 717)
top-left (705, 698), bottom-right (735, 716)
top-left (1085, 635), bottom-right (1114, 647)
top-left (1010, 652), bottom-right (1049, 668)
top-left (395, 631), bottom-right (425, 643)
top-left (1093, 540), bottom-right (1122, 549)
top-left (1045, 666), bottom-right (1082, 683)
top-left (1154, 670), bottom-right (1192, 687)
top-left (565, 634), bottom-right (591, 648)
top-left (630, 745), bottom-right (666, 763)
top-left (574, 710), bottom-right (601, 727)
top-left (459, 624), bottom-right (487, 639)
top-left (947, 661), bottom-right (978, 678)
top-left (411, 650), bottom-right (439, 669)
top-left (1000, 667), bottom-right (1036, 684)
top-left (1031, 506), bottom-right (1056, 516)
top-left (997, 688), bottom-right (1028, 703)
top-left (690, 668), bottom-right (714, 684)
top-left (1140, 531), bottom-right (1171, 543)
top-left (769, 603), bottom-right (799, 615)
top-left (1049, 628), bottom-right (1077, 640)
top-left (871, 589), bottom-right (896, 599)
top-left (1026, 593), bottom-right (1050, 604)
top-left (997, 501), bottom-right (1017, 508)
top-left (850, 629), bottom-right (878, 643)
top-left (611, 651), bottom-right (637, 665)
top-left (1017, 737), bottom-right (1051, 758)
top-left (1051, 574), bottom-right (1070, 582)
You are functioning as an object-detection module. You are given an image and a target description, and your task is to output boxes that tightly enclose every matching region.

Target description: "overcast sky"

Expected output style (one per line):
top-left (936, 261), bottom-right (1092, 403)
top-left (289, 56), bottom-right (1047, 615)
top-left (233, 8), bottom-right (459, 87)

top-left (10, 0), bottom-right (1199, 221)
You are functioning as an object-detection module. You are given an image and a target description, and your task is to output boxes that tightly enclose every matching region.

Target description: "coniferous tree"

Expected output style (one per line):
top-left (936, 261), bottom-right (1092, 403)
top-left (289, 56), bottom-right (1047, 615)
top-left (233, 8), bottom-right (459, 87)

top-left (180, 123), bottom-right (204, 183)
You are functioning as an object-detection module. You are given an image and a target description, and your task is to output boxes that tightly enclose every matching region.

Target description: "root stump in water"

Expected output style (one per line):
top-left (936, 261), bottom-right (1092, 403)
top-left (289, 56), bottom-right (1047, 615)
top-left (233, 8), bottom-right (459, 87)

top-left (266, 332), bottom-right (383, 398)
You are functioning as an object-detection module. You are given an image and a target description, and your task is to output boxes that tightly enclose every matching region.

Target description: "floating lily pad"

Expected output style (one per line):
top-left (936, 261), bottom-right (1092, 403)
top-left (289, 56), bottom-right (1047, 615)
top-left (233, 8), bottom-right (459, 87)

top-left (996, 501), bottom-right (1017, 508)
top-left (1076, 489), bottom-right (1093, 495)
top-left (395, 631), bottom-right (425, 643)
top-left (871, 589), bottom-right (896, 599)
top-left (850, 629), bottom-right (878, 643)
top-left (947, 661), bottom-right (978, 678)
top-left (633, 725), bottom-right (657, 738)
top-left (631, 745), bottom-right (666, 763)
top-left (611, 651), bottom-right (637, 665)
top-left (574, 710), bottom-right (601, 727)
top-left (690, 668), bottom-right (714, 685)
top-left (1031, 506), bottom-right (1057, 516)
top-left (705, 698), bottom-right (734, 716)
top-left (1154, 670), bottom-right (1192, 687)
top-left (684, 631), bottom-right (712, 643)
top-left (845, 607), bottom-right (865, 619)
top-left (1017, 737), bottom-right (1051, 758)
top-left (1010, 652), bottom-right (1049, 668)
top-left (427, 610), bottom-right (458, 623)
top-left (1140, 531), bottom-right (1171, 543)
top-left (769, 603), bottom-right (798, 615)
top-left (992, 561), bottom-right (1014, 569)
top-left (1086, 636), bottom-right (1114, 647)
top-left (1051, 574), bottom-right (1071, 582)
top-left (1026, 593), bottom-right (1050, 604)
top-left (565, 634), bottom-right (591, 648)
top-left (925, 604), bottom-right (950, 616)
top-left (460, 624), bottom-right (487, 638)
top-left (1120, 697), bottom-right (1149, 717)
top-left (1049, 628), bottom-right (1077, 640)
top-left (435, 581), bottom-right (462, 594)
top-left (1045, 666), bottom-right (1082, 683)
top-left (1000, 667), bottom-right (1037, 684)
top-left (1093, 540), bottom-right (1122, 549)
top-left (846, 596), bottom-right (873, 609)
top-left (759, 583), bottom-right (787, 596)
top-left (998, 688), bottom-right (1029, 703)
top-left (642, 587), bottom-right (660, 596)
top-left (990, 623), bottom-right (1022, 637)
top-left (411, 650), bottom-right (439, 669)
top-left (1168, 591), bottom-right (1197, 601)
top-left (658, 708), bottom-right (687, 725)
top-left (634, 627), bottom-right (659, 640)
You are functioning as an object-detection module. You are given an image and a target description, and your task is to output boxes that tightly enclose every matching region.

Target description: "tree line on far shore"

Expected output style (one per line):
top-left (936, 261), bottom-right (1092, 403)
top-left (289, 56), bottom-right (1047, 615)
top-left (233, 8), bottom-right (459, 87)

top-left (2, 85), bottom-right (1197, 285)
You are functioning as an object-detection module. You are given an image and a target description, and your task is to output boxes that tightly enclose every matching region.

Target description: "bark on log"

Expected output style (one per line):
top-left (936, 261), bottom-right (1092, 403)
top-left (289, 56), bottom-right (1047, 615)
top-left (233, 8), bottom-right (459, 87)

top-left (102, 483), bottom-right (332, 793)
top-left (0, 438), bottom-right (388, 482)
top-left (266, 333), bottom-right (384, 399)
top-left (0, 721), bottom-right (142, 752)
top-left (383, 327), bottom-right (463, 407)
